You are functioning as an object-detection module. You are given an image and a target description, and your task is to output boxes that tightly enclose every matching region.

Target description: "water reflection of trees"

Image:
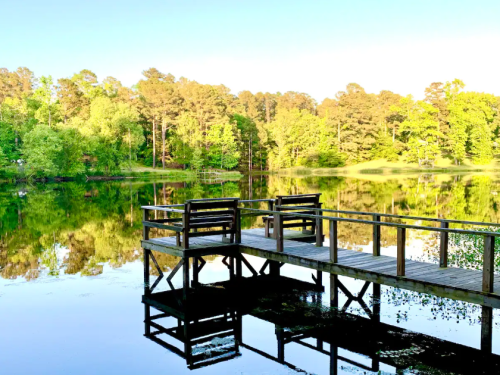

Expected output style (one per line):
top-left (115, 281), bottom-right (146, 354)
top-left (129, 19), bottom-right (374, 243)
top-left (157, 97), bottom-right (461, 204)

top-left (2, 174), bottom-right (500, 280)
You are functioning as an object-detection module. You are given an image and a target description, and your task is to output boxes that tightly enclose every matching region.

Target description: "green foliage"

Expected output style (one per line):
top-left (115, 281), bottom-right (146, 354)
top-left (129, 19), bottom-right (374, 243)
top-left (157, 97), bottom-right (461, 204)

top-left (206, 123), bottom-right (240, 170)
top-left (371, 131), bottom-right (400, 161)
top-left (3, 66), bottom-right (500, 177)
top-left (190, 148), bottom-right (204, 171)
top-left (22, 125), bottom-right (63, 177)
top-left (395, 98), bottom-right (441, 167)
top-left (0, 121), bottom-right (19, 161)
top-left (32, 76), bottom-right (59, 126)
top-left (57, 128), bottom-right (85, 176)
top-left (0, 147), bottom-right (8, 167)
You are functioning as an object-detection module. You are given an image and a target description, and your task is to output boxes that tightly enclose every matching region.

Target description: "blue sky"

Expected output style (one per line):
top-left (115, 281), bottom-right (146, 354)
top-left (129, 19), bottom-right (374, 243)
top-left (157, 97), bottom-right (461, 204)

top-left (2, 0), bottom-right (500, 100)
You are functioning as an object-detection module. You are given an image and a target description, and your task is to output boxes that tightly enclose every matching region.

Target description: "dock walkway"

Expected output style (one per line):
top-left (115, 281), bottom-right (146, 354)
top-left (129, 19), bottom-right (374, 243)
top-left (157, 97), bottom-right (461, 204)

top-left (142, 227), bottom-right (500, 308)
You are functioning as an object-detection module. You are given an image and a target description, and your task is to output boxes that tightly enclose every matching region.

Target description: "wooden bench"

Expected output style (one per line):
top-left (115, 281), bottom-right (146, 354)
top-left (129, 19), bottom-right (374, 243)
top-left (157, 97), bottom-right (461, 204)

top-left (142, 198), bottom-right (240, 249)
top-left (263, 194), bottom-right (322, 238)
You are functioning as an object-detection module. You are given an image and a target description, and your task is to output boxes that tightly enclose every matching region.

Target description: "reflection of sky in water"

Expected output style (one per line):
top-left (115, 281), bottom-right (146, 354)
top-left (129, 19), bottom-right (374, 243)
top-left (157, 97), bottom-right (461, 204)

top-left (1, 252), bottom-right (499, 375)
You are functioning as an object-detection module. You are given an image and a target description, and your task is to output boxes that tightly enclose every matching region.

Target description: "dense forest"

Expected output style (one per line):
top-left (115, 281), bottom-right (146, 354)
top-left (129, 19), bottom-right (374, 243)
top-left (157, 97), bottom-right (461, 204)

top-left (1, 67), bottom-right (499, 177)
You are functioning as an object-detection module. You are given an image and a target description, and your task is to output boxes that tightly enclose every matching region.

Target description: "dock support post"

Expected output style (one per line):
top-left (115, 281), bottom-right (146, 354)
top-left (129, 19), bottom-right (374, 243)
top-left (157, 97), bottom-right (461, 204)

top-left (481, 305), bottom-right (493, 354)
top-left (144, 304), bottom-right (150, 336)
top-left (440, 221), bottom-right (449, 268)
top-left (372, 283), bottom-right (381, 322)
top-left (371, 283), bottom-right (381, 372)
top-left (330, 220), bottom-right (338, 263)
top-left (144, 249), bottom-right (151, 296)
top-left (372, 214), bottom-right (381, 256)
top-left (330, 343), bottom-right (338, 375)
top-left (229, 256), bottom-right (235, 281)
top-left (483, 235), bottom-right (495, 293)
top-left (269, 262), bottom-right (280, 277)
top-left (316, 207), bottom-right (323, 247)
top-left (236, 255), bottom-right (242, 280)
top-left (330, 274), bottom-right (338, 375)
top-left (192, 257), bottom-right (199, 287)
top-left (315, 270), bottom-right (323, 288)
top-left (397, 227), bottom-right (406, 276)
top-left (144, 208), bottom-right (152, 340)
top-left (183, 256), bottom-right (189, 301)
top-left (330, 274), bottom-right (338, 309)
top-left (276, 326), bottom-right (285, 363)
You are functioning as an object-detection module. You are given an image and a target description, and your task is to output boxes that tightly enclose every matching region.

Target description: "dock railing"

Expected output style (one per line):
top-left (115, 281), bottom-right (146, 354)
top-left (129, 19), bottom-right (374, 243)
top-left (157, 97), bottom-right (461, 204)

top-left (140, 198), bottom-right (500, 293)
top-left (237, 204), bottom-right (500, 293)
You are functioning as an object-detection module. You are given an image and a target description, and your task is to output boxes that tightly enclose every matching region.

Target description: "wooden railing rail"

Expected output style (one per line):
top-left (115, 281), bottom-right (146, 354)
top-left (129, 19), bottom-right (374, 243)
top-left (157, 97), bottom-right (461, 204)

top-left (238, 207), bottom-right (499, 293)
top-left (276, 205), bottom-right (500, 228)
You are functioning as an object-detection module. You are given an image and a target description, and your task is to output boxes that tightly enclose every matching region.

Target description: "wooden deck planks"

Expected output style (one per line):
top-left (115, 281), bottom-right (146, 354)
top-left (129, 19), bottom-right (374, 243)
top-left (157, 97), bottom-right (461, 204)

top-left (142, 228), bottom-right (500, 308)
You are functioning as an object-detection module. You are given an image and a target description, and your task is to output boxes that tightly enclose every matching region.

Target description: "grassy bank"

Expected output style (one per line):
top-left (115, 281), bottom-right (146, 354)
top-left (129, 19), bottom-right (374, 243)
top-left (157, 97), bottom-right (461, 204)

top-left (274, 157), bottom-right (500, 179)
top-left (0, 165), bottom-right (242, 183)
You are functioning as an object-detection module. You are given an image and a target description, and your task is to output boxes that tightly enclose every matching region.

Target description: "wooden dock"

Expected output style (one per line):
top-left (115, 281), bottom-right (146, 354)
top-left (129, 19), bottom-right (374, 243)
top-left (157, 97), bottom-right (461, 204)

top-left (143, 227), bottom-right (500, 308)
top-left (140, 196), bottom-right (500, 372)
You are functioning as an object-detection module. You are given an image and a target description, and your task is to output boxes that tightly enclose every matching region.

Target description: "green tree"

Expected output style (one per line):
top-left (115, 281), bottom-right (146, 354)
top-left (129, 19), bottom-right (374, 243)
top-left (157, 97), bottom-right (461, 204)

top-left (207, 123), bottom-right (240, 170)
top-left (32, 76), bottom-right (59, 127)
top-left (190, 148), bottom-right (204, 171)
top-left (395, 98), bottom-right (441, 167)
top-left (448, 90), bottom-right (496, 165)
top-left (22, 125), bottom-right (63, 176)
top-left (57, 78), bottom-right (89, 122)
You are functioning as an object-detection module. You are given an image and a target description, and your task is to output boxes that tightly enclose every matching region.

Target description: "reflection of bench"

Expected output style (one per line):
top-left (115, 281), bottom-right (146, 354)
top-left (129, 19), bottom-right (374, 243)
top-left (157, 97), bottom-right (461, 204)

top-left (142, 198), bottom-right (240, 249)
top-left (143, 292), bottom-right (241, 369)
top-left (263, 194), bottom-right (322, 238)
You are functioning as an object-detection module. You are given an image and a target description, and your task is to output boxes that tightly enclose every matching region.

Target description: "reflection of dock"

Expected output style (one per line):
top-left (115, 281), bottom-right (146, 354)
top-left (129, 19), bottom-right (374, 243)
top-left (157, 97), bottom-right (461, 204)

top-left (142, 275), bottom-right (500, 374)
top-left (142, 275), bottom-right (321, 369)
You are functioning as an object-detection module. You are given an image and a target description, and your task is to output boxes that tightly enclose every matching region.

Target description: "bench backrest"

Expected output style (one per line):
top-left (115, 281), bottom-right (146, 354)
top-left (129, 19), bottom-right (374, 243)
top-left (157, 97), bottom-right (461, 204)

top-left (276, 193), bottom-right (321, 212)
top-left (185, 198), bottom-right (239, 230)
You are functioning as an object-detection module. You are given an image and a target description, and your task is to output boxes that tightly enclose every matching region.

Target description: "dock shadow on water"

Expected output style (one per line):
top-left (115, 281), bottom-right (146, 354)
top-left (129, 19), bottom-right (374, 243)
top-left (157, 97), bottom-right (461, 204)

top-left (3, 173), bottom-right (500, 374)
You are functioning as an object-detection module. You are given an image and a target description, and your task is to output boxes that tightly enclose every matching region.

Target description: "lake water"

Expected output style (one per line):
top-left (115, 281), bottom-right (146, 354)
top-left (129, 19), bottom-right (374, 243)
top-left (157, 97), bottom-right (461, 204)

top-left (2, 173), bottom-right (500, 374)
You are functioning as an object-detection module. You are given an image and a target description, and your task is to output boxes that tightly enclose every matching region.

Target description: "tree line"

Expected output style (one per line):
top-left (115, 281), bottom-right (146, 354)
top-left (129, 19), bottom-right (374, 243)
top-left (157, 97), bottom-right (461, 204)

top-left (1, 67), bottom-right (499, 177)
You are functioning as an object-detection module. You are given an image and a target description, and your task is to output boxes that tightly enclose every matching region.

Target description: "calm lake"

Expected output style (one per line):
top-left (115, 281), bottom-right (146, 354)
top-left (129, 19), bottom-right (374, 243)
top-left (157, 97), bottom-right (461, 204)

top-left (2, 173), bottom-right (500, 374)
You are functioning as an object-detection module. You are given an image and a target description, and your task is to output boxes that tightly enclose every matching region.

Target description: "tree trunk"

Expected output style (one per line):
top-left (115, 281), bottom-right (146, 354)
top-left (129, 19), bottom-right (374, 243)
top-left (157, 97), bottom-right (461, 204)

top-left (337, 120), bottom-right (341, 148)
top-left (249, 134), bottom-right (252, 173)
top-left (260, 144), bottom-right (263, 171)
top-left (265, 95), bottom-right (271, 123)
top-left (162, 118), bottom-right (166, 170)
top-left (152, 117), bottom-right (156, 169)
top-left (129, 128), bottom-right (132, 171)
